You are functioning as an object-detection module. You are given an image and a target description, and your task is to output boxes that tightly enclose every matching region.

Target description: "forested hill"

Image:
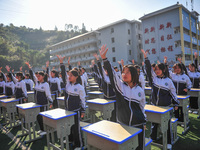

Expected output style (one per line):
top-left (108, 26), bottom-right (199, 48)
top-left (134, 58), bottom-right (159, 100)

top-left (0, 23), bottom-right (87, 72)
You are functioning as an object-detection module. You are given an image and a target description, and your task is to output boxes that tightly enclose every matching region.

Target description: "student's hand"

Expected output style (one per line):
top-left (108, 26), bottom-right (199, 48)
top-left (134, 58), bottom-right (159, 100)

top-left (141, 49), bottom-right (147, 58)
top-left (99, 44), bottom-right (108, 59)
top-left (93, 53), bottom-right (99, 61)
top-left (183, 89), bottom-right (188, 92)
top-left (25, 62), bottom-right (32, 69)
top-left (49, 104), bottom-right (53, 109)
top-left (142, 62), bottom-right (144, 66)
top-left (46, 61), bottom-right (49, 67)
top-left (81, 112), bottom-right (85, 118)
top-left (56, 55), bottom-right (65, 63)
top-left (164, 56), bottom-right (167, 64)
top-left (68, 57), bottom-right (71, 64)
top-left (194, 52), bottom-right (198, 59)
top-left (5, 65), bottom-right (11, 72)
top-left (174, 106), bottom-right (178, 110)
top-left (121, 59), bottom-right (124, 67)
top-left (132, 59), bottom-right (135, 65)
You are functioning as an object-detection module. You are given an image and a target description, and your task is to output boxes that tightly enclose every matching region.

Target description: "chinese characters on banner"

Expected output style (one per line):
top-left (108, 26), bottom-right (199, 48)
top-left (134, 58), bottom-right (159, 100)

top-left (144, 22), bottom-right (173, 54)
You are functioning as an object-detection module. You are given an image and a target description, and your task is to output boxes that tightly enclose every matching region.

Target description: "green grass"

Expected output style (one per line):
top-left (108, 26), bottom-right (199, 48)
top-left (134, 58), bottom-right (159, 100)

top-left (0, 113), bottom-right (200, 150)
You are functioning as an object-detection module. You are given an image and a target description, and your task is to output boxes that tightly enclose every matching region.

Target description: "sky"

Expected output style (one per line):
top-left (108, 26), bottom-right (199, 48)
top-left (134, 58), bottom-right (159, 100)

top-left (0, 0), bottom-right (200, 31)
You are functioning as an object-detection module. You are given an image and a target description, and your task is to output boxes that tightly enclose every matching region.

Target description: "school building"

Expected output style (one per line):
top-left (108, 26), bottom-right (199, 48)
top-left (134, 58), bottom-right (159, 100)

top-left (49, 19), bottom-right (143, 71)
top-left (139, 3), bottom-right (200, 66)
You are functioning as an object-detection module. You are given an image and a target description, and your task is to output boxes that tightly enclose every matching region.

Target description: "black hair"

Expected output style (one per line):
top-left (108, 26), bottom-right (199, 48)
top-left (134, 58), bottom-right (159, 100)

top-left (70, 69), bottom-right (82, 85)
top-left (38, 71), bottom-right (48, 82)
top-left (122, 65), bottom-right (140, 87)
top-left (156, 63), bottom-right (169, 77)
top-left (51, 69), bottom-right (59, 78)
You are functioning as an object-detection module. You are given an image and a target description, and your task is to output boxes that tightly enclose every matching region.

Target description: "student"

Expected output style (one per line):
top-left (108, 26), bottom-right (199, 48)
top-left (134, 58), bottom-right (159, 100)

top-left (5, 65), bottom-right (27, 102)
top-left (57, 55), bottom-right (86, 149)
top-left (169, 63), bottom-right (191, 122)
top-left (99, 45), bottom-right (146, 150)
top-left (24, 73), bottom-right (34, 91)
top-left (141, 49), bottom-right (179, 149)
top-left (188, 52), bottom-right (200, 112)
top-left (25, 62), bottom-right (53, 136)
top-left (0, 67), bottom-right (6, 95)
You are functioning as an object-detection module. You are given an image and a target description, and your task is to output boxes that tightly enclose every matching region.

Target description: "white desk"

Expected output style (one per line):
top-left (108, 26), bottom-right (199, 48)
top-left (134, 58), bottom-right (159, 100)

top-left (177, 95), bottom-right (190, 134)
top-left (88, 91), bottom-right (104, 99)
top-left (1, 98), bottom-right (20, 128)
top-left (145, 104), bottom-right (173, 150)
top-left (82, 120), bottom-right (142, 150)
top-left (16, 102), bottom-right (42, 143)
top-left (40, 108), bottom-right (76, 150)
top-left (86, 98), bottom-right (116, 123)
top-left (188, 88), bottom-right (200, 118)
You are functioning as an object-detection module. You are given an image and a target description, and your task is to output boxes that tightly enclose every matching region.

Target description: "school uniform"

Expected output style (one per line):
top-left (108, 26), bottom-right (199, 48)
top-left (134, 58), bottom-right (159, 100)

top-left (103, 58), bottom-right (146, 150)
top-left (29, 69), bottom-right (53, 131)
top-left (60, 63), bottom-right (86, 148)
top-left (188, 71), bottom-right (200, 109)
top-left (24, 78), bottom-right (34, 91)
top-left (145, 58), bottom-right (179, 145)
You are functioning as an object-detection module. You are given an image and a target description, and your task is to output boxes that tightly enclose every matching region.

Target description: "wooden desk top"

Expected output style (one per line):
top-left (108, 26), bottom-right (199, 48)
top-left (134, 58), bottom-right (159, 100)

top-left (82, 120), bottom-right (142, 144)
top-left (39, 108), bottom-right (76, 120)
top-left (57, 96), bottom-right (64, 100)
top-left (0, 98), bottom-right (19, 103)
top-left (190, 88), bottom-right (200, 91)
top-left (0, 95), bottom-right (8, 99)
top-left (86, 98), bottom-right (116, 105)
top-left (145, 104), bottom-right (173, 114)
top-left (88, 91), bottom-right (103, 95)
top-left (27, 91), bottom-right (34, 94)
top-left (145, 87), bottom-right (152, 90)
top-left (16, 102), bottom-right (42, 109)
top-left (177, 95), bottom-right (190, 99)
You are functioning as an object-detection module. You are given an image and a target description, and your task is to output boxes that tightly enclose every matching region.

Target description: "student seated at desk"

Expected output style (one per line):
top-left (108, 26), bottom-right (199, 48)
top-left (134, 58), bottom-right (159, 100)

top-left (100, 45), bottom-right (146, 150)
top-left (26, 62), bottom-right (53, 136)
top-left (57, 55), bottom-right (86, 150)
top-left (142, 50), bottom-right (179, 149)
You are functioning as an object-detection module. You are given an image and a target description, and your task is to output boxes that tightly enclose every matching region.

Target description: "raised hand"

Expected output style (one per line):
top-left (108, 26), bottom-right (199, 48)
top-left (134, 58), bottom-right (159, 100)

top-left (132, 59), bottom-right (135, 65)
top-left (121, 59), bottom-right (124, 67)
top-left (56, 55), bottom-right (65, 63)
top-left (5, 65), bottom-right (11, 72)
top-left (141, 49), bottom-right (147, 58)
top-left (93, 53), bottom-right (99, 60)
top-left (99, 44), bottom-right (108, 59)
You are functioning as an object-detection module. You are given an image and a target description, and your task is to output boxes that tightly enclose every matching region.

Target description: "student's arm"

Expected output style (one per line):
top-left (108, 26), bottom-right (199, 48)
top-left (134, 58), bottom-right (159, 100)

top-left (141, 49), bottom-right (153, 87)
top-left (169, 79), bottom-right (179, 106)
top-left (57, 55), bottom-right (67, 86)
top-left (100, 45), bottom-right (123, 93)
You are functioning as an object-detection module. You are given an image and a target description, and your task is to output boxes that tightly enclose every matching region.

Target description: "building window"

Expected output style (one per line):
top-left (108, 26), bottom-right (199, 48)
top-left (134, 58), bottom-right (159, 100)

top-left (111, 28), bottom-right (114, 33)
top-left (112, 47), bottom-right (115, 52)
top-left (128, 40), bottom-right (131, 45)
top-left (112, 57), bottom-right (116, 62)
top-left (129, 50), bottom-right (131, 55)
top-left (128, 29), bottom-right (131, 35)
top-left (111, 37), bottom-right (115, 43)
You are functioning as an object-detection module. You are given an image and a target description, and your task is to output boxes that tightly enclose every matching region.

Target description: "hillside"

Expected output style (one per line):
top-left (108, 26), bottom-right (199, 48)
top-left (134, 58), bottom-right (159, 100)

top-left (0, 23), bottom-right (87, 72)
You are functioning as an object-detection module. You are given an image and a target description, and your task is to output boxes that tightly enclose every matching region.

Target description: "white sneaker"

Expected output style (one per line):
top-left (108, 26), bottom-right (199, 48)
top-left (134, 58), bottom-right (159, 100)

top-left (39, 131), bottom-right (47, 136)
top-left (167, 144), bottom-right (172, 149)
top-left (193, 111), bottom-right (198, 114)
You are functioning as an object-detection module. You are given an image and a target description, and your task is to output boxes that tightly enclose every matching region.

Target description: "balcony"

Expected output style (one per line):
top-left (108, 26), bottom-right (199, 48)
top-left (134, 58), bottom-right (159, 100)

top-left (50, 39), bottom-right (98, 54)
